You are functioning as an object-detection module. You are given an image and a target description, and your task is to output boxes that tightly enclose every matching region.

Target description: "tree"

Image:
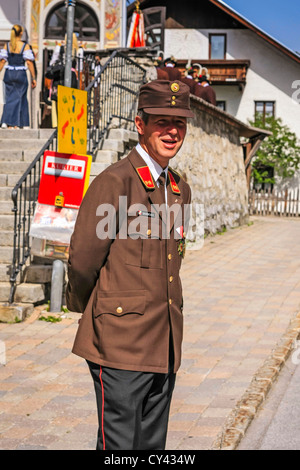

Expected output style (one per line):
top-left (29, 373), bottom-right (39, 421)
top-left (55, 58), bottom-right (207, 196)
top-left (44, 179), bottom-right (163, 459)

top-left (249, 116), bottom-right (300, 187)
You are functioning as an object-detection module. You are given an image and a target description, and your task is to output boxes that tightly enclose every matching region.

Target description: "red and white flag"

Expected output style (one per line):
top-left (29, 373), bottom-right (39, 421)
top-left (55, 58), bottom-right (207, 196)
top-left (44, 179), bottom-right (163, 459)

top-left (127, 10), bottom-right (145, 48)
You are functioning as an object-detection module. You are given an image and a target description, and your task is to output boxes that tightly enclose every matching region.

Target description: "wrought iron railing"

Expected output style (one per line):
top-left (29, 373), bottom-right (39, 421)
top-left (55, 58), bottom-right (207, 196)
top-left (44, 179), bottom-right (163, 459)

top-left (85, 50), bottom-right (147, 153)
top-left (9, 130), bottom-right (58, 303)
top-left (9, 50), bottom-right (147, 303)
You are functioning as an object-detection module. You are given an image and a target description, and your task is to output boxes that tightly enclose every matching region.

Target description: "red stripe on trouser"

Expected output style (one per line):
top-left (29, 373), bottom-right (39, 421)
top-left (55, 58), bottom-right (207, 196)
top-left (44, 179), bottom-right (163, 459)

top-left (99, 366), bottom-right (106, 450)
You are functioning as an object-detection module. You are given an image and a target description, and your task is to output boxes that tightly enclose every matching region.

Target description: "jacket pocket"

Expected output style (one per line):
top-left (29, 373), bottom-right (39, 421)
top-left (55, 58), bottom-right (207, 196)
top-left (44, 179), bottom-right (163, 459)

top-left (93, 291), bottom-right (146, 318)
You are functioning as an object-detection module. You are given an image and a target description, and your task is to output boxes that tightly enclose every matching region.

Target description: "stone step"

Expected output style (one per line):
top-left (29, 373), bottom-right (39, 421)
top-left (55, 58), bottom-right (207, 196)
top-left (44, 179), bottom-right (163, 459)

top-left (0, 202), bottom-right (13, 214)
top-left (0, 161), bottom-right (33, 174)
top-left (90, 162), bottom-right (110, 176)
top-left (0, 264), bottom-right (10, 282)
top-left (0, 128), bottom-right (54, 139)
top-left (0, 175), bottom-right (7, 186)
top-left (6, 174), bottom-right (21, 187)
top-left (24, 150), bottom-right (44, 162)
top-left (0, 150), bottom-right (24, 161)
top-left (0, 214), bottom-right (14, 230)
top-left (0, 281), bottom-right (45, 304)
top-left (0, 302), bottom-right (34, 323)
top-left (108, 128), bottom-right (139, 144)
top-left (129, 131), bottom-right (139, 142)
top-left (24, 264), bottom-right (53, 284)
top-left (0, 173), bottom-right (34, 189)
top-left (102, 139), bottom-right (124, 154)
top-left (0, 149), bottom-right (44, 163)
top-left (0, 187), bottom-right (13, 202)
top-left (0, 230), bottom-right (14, 246)
top-left (94, 150), bottom-right (118, 164)
top-left (0, 246), bottom-right (13, 263)
top-left (108, 128), bottom-right (130, 142)
top-left (0, 262), bottom-right (53, 283)
top-left (0, 139), bottom-right (48, 150)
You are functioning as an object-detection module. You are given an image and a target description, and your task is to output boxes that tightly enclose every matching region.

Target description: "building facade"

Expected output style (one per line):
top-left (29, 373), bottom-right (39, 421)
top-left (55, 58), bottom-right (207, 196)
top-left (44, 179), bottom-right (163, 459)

top-left (129, 0), bottom-right (300, 141)
top-left (0, 0), bottom-right (127, 126)
top-left (0, 0), bottom-right (127, 55)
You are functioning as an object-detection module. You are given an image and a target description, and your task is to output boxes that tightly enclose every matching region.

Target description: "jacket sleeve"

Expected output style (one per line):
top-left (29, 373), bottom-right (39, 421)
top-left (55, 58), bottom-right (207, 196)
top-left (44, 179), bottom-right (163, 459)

top-left (66, 169), bottom-right (124, 313)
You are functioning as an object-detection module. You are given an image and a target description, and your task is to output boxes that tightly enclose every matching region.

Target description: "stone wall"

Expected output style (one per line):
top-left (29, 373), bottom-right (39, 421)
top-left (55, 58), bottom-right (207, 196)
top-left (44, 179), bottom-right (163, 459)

top-left (171, 95), bottom-right (249, 240)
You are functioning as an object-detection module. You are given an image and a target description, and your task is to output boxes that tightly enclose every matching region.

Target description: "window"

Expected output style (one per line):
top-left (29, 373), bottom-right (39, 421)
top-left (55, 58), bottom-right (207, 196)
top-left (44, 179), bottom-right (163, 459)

top-left (209, 34), bottom-right (226, 60)
top-left (45, 1), bottom-right (100, 41)
top-left (216, 101), bottom-right (226, 112)
top-left (255, 101), bottom-right (275, 123)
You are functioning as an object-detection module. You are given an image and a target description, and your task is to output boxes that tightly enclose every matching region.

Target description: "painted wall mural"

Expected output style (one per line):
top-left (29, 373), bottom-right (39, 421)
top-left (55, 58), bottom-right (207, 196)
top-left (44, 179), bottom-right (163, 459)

top-left (29, 0), bottom-right (123, 53)
top-left (104, 0), bottom-right (121, 48)
top-left (31, 0), bottom-right (40, 55)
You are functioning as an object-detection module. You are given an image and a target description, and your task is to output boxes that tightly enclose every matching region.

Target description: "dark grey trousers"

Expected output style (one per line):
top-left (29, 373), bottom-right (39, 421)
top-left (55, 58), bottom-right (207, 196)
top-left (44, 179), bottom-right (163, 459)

top-left (87, 353), bottom-right (176, 450)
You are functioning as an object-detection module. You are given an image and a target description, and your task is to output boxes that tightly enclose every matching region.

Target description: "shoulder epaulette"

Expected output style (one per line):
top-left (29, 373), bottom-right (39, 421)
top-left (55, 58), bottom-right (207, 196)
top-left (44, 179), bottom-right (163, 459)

top-left (168, 170), bottom-right (181, 195)
top-left (169, 166), bottom-right (182, 179)
top-left (136, 166), bottom-right (155, 190)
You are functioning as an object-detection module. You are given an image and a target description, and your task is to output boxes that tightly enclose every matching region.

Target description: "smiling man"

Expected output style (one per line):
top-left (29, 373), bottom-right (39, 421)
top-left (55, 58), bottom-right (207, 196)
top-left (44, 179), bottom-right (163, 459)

top-left (66, 80), bottom-right (194, 450)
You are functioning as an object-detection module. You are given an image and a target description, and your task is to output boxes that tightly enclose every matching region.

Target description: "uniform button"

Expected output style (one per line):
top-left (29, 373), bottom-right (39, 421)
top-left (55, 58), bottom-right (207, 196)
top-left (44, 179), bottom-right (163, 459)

top-left (168, 254), bottom-right (172, 260)
top-left (169, 299), bottom-right (172, 305)
top-left (116, 307), bottom-right (123, 314)
top-left (169, 276), bottom-right (173, 283)
top-left (147, 229), bottom-right (151, 236)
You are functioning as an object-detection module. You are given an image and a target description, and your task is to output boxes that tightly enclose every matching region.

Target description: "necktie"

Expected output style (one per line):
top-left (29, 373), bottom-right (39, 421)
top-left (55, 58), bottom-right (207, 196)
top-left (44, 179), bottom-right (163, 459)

top-left (158, 171), bottom-right (166, 204)
top-left (158, 171), bottom-right (168, 233)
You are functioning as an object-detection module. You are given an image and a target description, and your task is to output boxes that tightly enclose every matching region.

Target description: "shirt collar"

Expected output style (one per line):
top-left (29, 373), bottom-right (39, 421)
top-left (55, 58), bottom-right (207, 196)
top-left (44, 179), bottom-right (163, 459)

top-left (136, 143), bottom-right (168, 184)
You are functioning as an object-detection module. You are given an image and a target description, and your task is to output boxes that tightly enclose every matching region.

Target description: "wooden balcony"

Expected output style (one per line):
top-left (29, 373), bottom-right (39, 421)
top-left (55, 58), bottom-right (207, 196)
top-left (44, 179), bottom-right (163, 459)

top-left (177, 59), bottom-right (251, 90)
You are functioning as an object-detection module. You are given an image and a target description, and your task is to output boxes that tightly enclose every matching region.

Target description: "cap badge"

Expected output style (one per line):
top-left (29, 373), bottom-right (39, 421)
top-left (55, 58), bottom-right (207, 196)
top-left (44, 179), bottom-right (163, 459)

top-left (170, 83), bottom-right (180, 93)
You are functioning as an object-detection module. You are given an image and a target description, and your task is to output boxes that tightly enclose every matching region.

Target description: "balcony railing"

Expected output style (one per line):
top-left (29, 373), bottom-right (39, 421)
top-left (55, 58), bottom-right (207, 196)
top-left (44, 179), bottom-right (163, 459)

top-left (178, 59), bottom-right (250, 89)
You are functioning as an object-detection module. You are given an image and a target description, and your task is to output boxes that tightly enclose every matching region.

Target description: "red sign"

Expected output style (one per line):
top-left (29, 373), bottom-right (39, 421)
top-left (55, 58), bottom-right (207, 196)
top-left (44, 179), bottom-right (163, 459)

top-left (38, 151), bottom-right (92, 209)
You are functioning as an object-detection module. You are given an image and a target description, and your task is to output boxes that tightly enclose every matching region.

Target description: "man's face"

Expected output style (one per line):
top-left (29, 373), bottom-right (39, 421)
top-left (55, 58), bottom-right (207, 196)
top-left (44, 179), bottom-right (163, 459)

top-left (135, 114), bottom-right (187, 169)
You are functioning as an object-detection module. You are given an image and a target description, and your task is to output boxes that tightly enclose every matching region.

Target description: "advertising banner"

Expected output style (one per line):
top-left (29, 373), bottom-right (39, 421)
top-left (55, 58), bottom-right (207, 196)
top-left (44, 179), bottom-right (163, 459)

top-left (57, 85), bottom-right (88, 155)
top-left (30, 150), bottom-right (92, 259)
top-left (38, 150), bottom-right (91, 209)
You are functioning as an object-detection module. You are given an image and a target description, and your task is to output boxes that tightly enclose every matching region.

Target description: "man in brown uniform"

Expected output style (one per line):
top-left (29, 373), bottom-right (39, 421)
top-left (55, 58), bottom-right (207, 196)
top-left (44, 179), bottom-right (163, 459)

top-left (161, 57), bottom-right (182, 81)
top-left (66, 80), bottom-right (194, 450)
top-left (197, 75), bottom-right (217, 106)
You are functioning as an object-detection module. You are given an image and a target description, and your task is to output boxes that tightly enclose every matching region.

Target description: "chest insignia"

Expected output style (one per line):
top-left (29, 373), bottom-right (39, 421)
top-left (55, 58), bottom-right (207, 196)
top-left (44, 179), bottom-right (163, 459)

top-left (168, 171), bottom-right (181, 195)
top-left (136, 166), bottom-right (156, 190)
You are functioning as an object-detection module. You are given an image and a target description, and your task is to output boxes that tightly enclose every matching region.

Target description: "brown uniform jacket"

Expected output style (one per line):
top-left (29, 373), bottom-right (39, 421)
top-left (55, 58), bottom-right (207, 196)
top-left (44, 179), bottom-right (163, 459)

top-left (67, 148), bottom-right (191, 374)
top-left (161, 66), bottom-right (182, 82)
top-left (195, 84), bottom-right (217, 106)
top-left (180, 77), bottom-right (197, 95)
top-left (156, 67), bottom-right (169, 80)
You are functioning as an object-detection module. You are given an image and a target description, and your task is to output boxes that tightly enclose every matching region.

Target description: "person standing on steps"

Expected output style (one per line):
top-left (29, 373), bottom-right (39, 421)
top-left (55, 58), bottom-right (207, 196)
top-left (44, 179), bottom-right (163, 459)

top-left (0, 24), bottom-right (36, 129)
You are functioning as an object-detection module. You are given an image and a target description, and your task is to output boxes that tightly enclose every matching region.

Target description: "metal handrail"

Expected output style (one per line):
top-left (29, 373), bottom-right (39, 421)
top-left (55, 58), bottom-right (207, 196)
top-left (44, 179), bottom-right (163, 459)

top-left (9, 130), bottom-right (58, 303)
top-left (85, 50), bottom-right (147, 153)
top-left (9, 50), bottom-right (147, 303)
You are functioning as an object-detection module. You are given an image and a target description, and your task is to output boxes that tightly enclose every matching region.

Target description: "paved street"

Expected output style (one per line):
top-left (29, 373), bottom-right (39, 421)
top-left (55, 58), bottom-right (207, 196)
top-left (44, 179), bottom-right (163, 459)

top-left (237, 353), bottom-right (300, 450)
top-left (1, 216), bottom-right (300, 450)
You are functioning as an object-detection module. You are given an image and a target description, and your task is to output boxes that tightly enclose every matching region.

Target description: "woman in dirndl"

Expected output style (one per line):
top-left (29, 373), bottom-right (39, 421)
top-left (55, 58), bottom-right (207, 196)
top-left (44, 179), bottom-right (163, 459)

top-left (0, 24), bottom-right (36, 129)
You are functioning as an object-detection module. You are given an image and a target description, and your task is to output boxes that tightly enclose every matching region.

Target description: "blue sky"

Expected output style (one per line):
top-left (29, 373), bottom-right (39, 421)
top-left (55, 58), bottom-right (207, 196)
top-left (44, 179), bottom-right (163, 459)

top-left (218, 0), bottom-right (300, 53)
top-left (129, 0), bottom-right (299, 53)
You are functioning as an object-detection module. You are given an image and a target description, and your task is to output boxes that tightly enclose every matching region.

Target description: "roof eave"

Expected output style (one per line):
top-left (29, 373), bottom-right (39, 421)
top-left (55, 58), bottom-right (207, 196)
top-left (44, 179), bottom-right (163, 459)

top-left (209, 0), bottom-right (300, 65)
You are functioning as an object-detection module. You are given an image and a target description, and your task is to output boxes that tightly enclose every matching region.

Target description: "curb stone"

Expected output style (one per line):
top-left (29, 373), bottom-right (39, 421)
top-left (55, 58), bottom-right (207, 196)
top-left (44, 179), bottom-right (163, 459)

top-left (211, 311), bottom-right (300, 450)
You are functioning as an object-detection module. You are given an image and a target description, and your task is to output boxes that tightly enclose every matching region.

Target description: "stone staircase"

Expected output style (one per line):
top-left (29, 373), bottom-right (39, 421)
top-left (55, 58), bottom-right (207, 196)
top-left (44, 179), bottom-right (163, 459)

top-left (0, 126), bottom-right (138, 321)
